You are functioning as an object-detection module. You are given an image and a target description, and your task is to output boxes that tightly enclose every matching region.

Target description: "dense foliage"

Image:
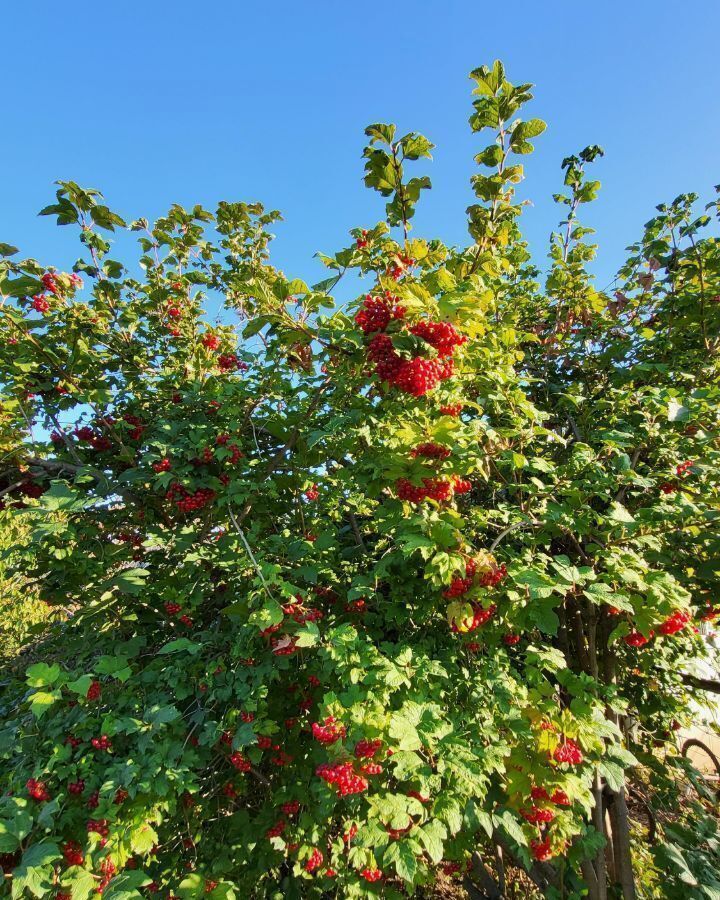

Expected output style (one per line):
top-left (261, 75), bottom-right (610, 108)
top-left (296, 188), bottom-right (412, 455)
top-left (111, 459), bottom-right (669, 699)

top-left (0, 61), bottom-right (718, 899)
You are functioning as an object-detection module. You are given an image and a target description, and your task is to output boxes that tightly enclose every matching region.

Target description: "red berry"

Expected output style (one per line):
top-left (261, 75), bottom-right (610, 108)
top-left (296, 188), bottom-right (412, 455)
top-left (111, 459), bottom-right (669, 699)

top-left (305, 848), bottom-right (324, 873)
top-left (553, 738), bottom-right (584, 766)
top-left (62, 840), bottom-right (84, 867)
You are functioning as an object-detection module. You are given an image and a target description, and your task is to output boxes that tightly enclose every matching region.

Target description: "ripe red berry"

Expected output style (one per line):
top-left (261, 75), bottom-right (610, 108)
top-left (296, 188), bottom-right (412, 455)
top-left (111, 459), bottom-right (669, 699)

top-left (26, 778), bottom-right (51, 802)
top-left (311, 717), bottom-right (346, 744)
top-left (521, 804), bottom-right (556, 824)
top-left (354, 738), bottom-right (382, 759)
top-left (86, 680), bottom-right (102, 701)
top-left (360, 867), bottom-right (383, 882)
top-left (304, 848), bottom-right (324, 873)
top-left (553, 738), bottom-right (584, 766)
top-left (440, 403), bottom-right (463, 417)
top-left (530, 837), bottom-right (553, 862)
top-left (229, 752), bottom-right (252, 772)
top-left (658, 609), bottom-right (691, 635)
top-left (316, 761), bottom-right (369, 795)
top-left (624, 630), bottom-right (652, 647)
top-left (202, 334), bottom-right (221, 350)
top-left (410, 320), bottom-right (467, 357)
top-left (410, 442), bottom-right (451, 460)
top-left (62, 840), bottom-right (84, 867)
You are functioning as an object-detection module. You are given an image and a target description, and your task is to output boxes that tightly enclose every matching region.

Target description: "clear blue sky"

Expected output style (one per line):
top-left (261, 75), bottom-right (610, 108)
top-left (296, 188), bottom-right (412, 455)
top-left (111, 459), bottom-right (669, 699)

top-left (2, 1), bottom-right (719, 298)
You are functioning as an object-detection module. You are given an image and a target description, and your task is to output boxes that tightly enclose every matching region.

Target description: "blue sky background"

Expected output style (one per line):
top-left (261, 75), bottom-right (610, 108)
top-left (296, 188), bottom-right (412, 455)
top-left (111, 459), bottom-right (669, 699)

top-left (2, 1), bottom-right (719, 304)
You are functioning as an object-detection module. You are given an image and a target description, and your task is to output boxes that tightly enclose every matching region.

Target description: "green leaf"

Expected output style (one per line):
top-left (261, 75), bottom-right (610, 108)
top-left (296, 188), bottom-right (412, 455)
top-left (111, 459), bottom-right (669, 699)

top-left (65, 866), bottom-right (96, 900)
top-left (158, 638), bottom-right (202, 655)
top-left (29, 690), bottom-right (61, 718)
top-left (26, 662), bottom-right (62, 687)
top-left (295, 622), bottom-right (320, 648)
top-left (109, 568), bottom-right (149, 595)
top-left (494, 809), bottom-right (527, 848)
top-left (384, 840), bottom-right (418, 883)
top-left (130, 823), bottom-right (158, 855)
top-left (607, 502), bottom-right (635, 524)
top-left (248, 599), bottom-right (284, 629)
top-left (417, 820), bottom-right (446, 863)
top-left (66, 675), bottom-right (93, 695)
top-left (19, 841), bottom-right (60, 869)
top-left (389, 713), bottom-right (422, 751)
top-left (433, 793), bottom-right (463, 835)
top-left (0, 275), bottom-right (44, 298)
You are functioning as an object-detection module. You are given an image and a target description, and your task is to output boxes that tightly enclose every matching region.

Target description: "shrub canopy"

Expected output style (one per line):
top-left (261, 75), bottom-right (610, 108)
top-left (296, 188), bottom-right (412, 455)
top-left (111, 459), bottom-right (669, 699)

top-left (0, 60), bottom-right (719, 900)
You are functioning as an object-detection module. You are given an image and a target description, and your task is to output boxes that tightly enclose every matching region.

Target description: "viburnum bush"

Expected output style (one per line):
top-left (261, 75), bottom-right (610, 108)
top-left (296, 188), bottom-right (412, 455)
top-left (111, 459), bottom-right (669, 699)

top-left (0, 61), bottom-right (719, 899)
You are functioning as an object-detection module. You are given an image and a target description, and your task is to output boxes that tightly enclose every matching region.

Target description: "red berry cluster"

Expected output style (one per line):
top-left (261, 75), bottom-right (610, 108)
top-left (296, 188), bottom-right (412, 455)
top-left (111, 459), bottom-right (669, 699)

top-left (360, 868), bottom-right (383, 882)
top-left (281, 800), bottom-right (300, 815)
top-left (68, 779), bottom-right (85, 795)
top-left (520, 804), bottom-right (556, 825)
top-left (226, 443), bottom-right (243, 465)
top-left (153, 458), bottom-right (171, 473)
top-left (659, 609), bottom-right (691, 635)
top-left (316, 760), bottom-right (369, 795)
top-left (87, 818), bottom-right (109, 838)
top-left (304, 484), bottom-right (319, 501)
top-left (439, 403), bottom-right (463, 416)
top-left (396, 476), bottom-right (454, 503)
top-left (26, 778), bottom-right (51, 801)
top-left (311, 716), bottom-right (346, 744)
top-left (676, 460), bottom-right (693, 477)
top-left (91, 735), bottom-right (112, 751)
top-left (62, 841), bottom-right (84, 867)
top-left (553, 738), bottom-right (584, 766)
top-left (409, 320), bottom-right (467, 357)
top-left (229, 751), bottom-right (252, 772)
top-left (452, 476), bottom-right (472, 495)
top-left (530, 837), bottom-right (553, 862)
top-left (443, 575), bottom-right (474, 599)
top-left (202, 334), bottom-right (221, 350)
top-left (364, 311), bottom-right (462, 396)
top-left (354, 292), bottom-right (405, 334)
top-left (266, 819), bottom-right (286, 838)
top-left (393, 356), bottom-right (454, 397)
top-left (86, 680), bottom-right (102, 701)
top-left (31, 294), bottom-right (51, 313)
top-left (42, 272), bottom-right (60, 294)
top-left (218, 353), bottom-right (242, 371)
top-left (305, 848), bottom-right (324, 873)
top-left (624, 630), bottom-right (652, 648)
top-left (410, 442), bottom-right (451, 460)
top-left (165, 602), bottom-right (182, 615)
top-left (98, 857), bottom-right (116, 891)
top-left (478, 563), bottom-right (507, 587)
top-left (166, 483), bottom-right (216, 513)
top-left (354, 738), bottom-right (382, 759)
top-left (461, 603), bottom-right (496, 633)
